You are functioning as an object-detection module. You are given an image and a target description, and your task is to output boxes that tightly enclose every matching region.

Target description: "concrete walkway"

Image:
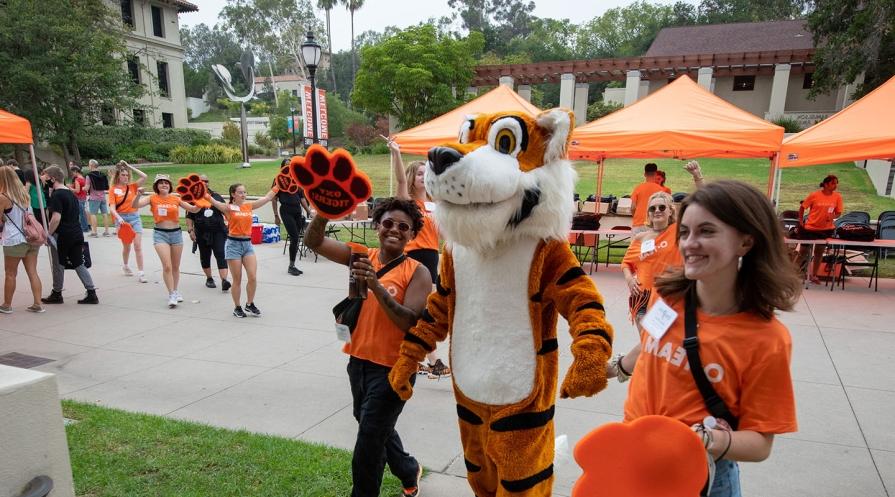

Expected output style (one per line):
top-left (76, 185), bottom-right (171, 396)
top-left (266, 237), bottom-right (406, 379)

top-left (0, 231), bottom-right (893, 496)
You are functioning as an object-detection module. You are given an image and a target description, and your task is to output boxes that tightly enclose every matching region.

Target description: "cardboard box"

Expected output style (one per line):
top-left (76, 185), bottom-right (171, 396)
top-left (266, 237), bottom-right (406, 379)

top-left (616, 198), bottom-right (633, 216)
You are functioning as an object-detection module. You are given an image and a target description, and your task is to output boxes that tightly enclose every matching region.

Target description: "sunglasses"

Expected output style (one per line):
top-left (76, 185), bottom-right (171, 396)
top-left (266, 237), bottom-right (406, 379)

top-left (648, 204), bottom-right (668, 213)
top-left (379, 219), bottom-right (411, 232)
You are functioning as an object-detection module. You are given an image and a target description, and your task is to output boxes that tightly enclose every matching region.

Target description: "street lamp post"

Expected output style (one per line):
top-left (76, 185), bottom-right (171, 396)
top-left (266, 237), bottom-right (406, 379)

top-left (301, 30), bottom-right (322, 145)
top-left (289, 106), bottom-right (297, 155)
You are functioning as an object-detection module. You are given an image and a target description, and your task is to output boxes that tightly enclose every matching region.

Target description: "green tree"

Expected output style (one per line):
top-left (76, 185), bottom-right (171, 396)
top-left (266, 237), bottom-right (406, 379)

top-left (576, 1), bottom-right (680, 58)
top-left (807, 0), bottom-right (895, 99)
top-left (181, 23), bottom-right (245, 99)
top-left (341, 0), bottom-right (366, 83)
top-left (351, 25), bottom-right (485, 129)
top-left (697, 0), bottom-right (810, 24)
top-left (448, 0), bottom-right (536, 55)
top-left (0, 0), bottom-right (143, 162)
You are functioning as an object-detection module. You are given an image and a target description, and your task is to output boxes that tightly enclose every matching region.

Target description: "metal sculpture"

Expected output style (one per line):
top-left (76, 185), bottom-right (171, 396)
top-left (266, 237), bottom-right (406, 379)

top-left (212, 51), bottom-right (256, 168)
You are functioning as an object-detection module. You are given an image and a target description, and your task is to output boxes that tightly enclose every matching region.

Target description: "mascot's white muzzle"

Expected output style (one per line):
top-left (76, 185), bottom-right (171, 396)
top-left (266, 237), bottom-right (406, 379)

top-left (425, 146), bottom-right (524, 205)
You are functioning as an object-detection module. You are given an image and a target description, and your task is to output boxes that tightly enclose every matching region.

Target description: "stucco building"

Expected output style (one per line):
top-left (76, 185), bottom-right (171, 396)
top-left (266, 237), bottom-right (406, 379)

top-left (109, 0), bottom-right (197, 128)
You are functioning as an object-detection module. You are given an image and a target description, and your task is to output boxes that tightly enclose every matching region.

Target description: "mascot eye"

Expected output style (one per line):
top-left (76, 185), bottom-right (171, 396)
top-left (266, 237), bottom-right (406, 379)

top-left (458, 120), bottom-right (474, 144)
top-left (487, 116), bottom-right (527, 157)
top-left (494, 129), bottom-right (516, 155)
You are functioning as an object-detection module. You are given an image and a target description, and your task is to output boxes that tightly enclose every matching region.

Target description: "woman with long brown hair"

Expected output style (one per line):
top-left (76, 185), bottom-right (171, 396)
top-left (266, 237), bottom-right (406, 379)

top-left (0, 167), bottom-right (43, 313)
top-left (613, 180), bottom-right (802, 496)
top-left (108, 160), bottom-right (148, 282)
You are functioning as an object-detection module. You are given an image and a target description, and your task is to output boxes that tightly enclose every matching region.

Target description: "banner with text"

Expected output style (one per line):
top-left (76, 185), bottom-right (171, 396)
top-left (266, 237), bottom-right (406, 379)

top-left (301, 85), bottom-right (329, 147)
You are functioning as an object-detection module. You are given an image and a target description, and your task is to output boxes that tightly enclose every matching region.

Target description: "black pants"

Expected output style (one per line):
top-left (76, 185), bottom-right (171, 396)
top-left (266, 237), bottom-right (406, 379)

top-left (196, 229), bottom-right (227, 270)
top-left (279, 204), bottom-right (305, 264)
top-left (347, 357), bottom-right (418, 497)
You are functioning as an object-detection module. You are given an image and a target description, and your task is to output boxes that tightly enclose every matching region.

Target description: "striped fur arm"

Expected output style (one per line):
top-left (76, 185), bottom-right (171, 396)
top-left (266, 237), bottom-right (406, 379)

top-left (398, 249), bottom-right (454, 361)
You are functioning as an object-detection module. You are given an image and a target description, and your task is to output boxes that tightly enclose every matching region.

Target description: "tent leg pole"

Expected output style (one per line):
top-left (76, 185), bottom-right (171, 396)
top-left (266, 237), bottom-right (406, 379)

top-left (774, 161), bottom-right (783, 206)
top-left (766, 155), bottom-right (777, 199)
top-left (30, 144), bottom-right (53, 267)
top-left (596, 158), bottom-right (604, 202)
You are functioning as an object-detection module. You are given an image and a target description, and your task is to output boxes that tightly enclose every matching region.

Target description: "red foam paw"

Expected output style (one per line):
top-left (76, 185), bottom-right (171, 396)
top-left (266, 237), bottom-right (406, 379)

top-left (175, 173), bottom-right (207, 203)
top-left (275, 162), bottom-right (301, 194)
top-left (289, 144), bottom-right (371, 220)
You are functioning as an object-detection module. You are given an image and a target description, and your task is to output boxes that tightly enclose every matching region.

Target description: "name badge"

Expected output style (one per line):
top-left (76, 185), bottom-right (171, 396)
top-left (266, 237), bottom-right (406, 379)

top-left (641, 238), bottom-right (656, 255)
top-left (157, 207), bottom-right (167, 217)
top-left (229, 204), bottom-right (240, 211)
top-left (424, 201), bottom-right (436, 213)
top-left (641, 298), bottom-right (678, 340)
top-left (335, 323), bottom-right (351, 343)
top-left (203, 209), bottom-right (213, 218)
top-left (114, 188), bottom-right (123, 195)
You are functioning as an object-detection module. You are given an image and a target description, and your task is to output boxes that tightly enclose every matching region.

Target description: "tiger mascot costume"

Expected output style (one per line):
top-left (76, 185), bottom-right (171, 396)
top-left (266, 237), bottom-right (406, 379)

top-left (389, 108), bottom-right (613, 497)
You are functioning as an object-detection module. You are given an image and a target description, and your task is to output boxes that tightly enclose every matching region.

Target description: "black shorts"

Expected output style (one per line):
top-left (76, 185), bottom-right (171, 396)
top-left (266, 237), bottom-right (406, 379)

top-left (407, 248), bottom-right (438, 283)
top-left (796, 228), bottom-right (834, 240)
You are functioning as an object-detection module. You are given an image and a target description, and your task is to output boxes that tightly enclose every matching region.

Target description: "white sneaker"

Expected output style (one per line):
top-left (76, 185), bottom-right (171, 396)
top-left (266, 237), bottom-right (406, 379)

top-left (138, 272), bottom-right (148, 283)
top-left (174, 290), bottom-right (184, 303)
top-left (168, 293), bottom-right (178, 308)
top-left (123, 265), bottom-right (133, 276)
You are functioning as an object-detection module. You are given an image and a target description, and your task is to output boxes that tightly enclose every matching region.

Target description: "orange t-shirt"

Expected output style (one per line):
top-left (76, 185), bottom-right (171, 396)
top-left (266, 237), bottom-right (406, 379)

top-left (149, 194), bottom-right (180, 224)
top-left (343, 249), bottom-right (421, 367)
top-left (624, 296), bottom-right (798, 434)
top-left (660, 185), bottom-right (672, 194)
top-left (225, 203), bottom-right (254, 237)
top-left (802, 190), bottom-right (844, 231)
top-left (630, 181), bottom-right (665, 227)
top-left (405, 199), bottom-right (439, 252)
top-left (108, 183), bottom-right (139, 214)
top-left (621, 228), bottom-right (682, 291)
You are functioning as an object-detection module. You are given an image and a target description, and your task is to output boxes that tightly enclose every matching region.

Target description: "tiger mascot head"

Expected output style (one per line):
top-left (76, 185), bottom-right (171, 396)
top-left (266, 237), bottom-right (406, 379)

top-left (426, 108), bottom-right (575, 252)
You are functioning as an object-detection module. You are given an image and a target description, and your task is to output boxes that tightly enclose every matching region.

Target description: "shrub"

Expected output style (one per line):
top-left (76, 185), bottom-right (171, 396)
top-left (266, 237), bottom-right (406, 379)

top-left (77, 126), bottom-right (211, 161)
top-left (586, 100), bottom-right (623, 121)
top-left (221, 121), bottom-right (242, 143)
top-left (772, 117), bottom-right (804, 133)
top-left (366, 140), bottom-right (389, 155)
top-left (169, 144), bottom-right (242, 164)
top-left (345, 122), bottom-right (378, 147)
top-left (254, 131), bottom-right (276, 149)
top-left (78, 136), bottom-right (117, 160)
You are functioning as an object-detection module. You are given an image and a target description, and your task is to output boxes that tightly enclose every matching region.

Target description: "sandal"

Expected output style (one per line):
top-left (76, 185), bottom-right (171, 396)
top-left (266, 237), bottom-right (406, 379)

top-left (808, 275), bottom-right (821, 285)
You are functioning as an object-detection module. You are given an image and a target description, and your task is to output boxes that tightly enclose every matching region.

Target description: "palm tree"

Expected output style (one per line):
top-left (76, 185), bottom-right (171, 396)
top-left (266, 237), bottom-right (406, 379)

top-left (317, 0), bottom-right (338, 93)
top-left (342, 0), bottom-right (364, 83)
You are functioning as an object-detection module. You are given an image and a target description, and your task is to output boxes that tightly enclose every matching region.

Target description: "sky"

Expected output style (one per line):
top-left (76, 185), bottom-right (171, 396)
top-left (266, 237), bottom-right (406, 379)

top-left (181, 0), bottom-right (685, 53)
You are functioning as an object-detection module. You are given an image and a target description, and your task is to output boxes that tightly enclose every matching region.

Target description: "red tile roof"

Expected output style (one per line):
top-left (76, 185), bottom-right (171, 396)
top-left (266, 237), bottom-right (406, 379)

top-left (646, 20), bottom-right (813, 56)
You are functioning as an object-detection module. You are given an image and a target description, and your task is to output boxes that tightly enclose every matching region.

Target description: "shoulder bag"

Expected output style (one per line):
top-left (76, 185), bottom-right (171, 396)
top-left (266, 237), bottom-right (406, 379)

top-left (2, 193), bottom-right (47, 247)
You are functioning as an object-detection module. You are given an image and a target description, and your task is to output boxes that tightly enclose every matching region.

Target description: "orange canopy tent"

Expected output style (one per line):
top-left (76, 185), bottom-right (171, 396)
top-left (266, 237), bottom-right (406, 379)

top-left (781, 75), bottom-right (895, 168)
top-left (0, 109), bottom-right (34, 144)
top-left (393, 84), bottom-right (541, 155)
top-left (569, 76), bottom-right (784, 198)
top-left (570, 76), bottom-right (784, 160)
top-left (0, 109), bottom-right (49, 230)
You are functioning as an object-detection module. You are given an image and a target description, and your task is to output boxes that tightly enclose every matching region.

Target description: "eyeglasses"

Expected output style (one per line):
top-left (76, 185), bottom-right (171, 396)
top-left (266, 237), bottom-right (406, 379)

top-left (648, 204), bottom-right (668, 213)
top-left (380, 219), bottom-right (411, 232)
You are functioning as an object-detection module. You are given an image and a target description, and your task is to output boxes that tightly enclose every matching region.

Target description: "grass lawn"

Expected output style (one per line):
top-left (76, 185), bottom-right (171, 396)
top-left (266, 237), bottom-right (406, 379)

top-left (63, 400), bottom-right (402, 497)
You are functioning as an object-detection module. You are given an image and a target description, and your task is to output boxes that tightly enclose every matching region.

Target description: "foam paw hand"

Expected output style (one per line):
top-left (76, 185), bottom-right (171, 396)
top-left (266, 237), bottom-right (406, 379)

top-left (388, 355), bottom-right (417, 401)
top-left (560, 347), bottom-right (608, 399)
top-left (572, 416), bottom-right (707, 497)
top-left (275, 162), bottom-right (301, 194)
top-left (289, 144), bottom-right (371, 219)
top-left (176, 174), bottom-right (207, 203)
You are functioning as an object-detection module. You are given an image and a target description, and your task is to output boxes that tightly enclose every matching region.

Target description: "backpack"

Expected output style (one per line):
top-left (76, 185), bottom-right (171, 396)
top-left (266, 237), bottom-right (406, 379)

top-left (1, 197), bottom-right (48, 247)
top-left (834, 222), bottom-right (875, 242)
top-left (572, 212), bottom-right (601, 231)
top-left (87, 170), bottom-right (109, 191)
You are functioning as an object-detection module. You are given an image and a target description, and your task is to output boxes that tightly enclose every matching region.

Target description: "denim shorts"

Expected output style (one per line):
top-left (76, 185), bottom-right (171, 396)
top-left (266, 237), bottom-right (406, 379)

top-left (117, 212), bottom-right (143, 233)
top-left (710, 459), bottom-right (742, 497)
top-left (153, 228), bottom-right (183, 246)
top-left (88, 199), bottom-right (108, 214)
top-left (224, 238), bottom-right (254, 260)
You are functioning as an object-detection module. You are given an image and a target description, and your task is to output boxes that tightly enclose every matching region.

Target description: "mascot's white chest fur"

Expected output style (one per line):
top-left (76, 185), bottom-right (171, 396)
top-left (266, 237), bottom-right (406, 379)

top-left (451, 238), bottom-right (539, 405)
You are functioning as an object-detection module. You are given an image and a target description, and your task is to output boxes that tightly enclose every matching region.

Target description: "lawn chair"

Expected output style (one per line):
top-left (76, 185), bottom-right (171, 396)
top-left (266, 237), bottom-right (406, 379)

top-left (877, 216), bottom-right (895, 258)
top-left (835, 211), bottom-right (871, 228)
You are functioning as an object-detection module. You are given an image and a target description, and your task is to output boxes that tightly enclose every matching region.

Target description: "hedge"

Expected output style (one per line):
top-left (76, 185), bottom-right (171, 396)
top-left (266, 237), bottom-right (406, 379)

top-left (169, 144), bottom-right (242, 164)
top-left (78, 126), bottom-right (212, 162)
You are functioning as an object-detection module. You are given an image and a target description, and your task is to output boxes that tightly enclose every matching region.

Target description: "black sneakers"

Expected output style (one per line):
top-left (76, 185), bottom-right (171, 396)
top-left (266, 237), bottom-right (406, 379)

top-left (233, 306), bottom-right (247, 318)
top-left (245, 302), bottom-right (261, 317)
top-left (288, 266), bottom-right (303, 276)
top-left (205, 277), bottom-right (216, 288)
top-left (221, 279), bottom-right (232, 292)
top-left (78, 290), bottom-right (98, 305)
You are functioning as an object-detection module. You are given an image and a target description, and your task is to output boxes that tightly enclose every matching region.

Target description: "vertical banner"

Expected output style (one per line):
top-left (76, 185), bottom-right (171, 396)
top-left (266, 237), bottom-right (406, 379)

top-left (316, 88), bottom-right (329, 147)
top-left (302, 84), bottom-right (314, 145)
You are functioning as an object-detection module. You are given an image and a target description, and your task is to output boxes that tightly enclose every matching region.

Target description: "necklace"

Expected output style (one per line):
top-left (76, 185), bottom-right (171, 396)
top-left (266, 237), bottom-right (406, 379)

top-left (378, 251), bottom-right (404, 266)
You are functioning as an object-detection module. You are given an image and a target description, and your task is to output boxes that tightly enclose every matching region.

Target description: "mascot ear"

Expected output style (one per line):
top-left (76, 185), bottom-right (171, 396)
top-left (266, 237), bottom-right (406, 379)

top-left (537, 108), bottom-right (574, 164)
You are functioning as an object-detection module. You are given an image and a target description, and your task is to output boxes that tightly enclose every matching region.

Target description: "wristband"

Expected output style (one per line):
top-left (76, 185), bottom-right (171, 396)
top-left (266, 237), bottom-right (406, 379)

top-left (715, 430), bottom-right (732, 462)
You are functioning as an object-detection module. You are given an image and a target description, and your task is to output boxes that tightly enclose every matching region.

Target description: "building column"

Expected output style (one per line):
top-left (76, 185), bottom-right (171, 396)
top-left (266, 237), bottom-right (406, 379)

top-left (388, 115), bottom-right (399, 135)
top-left (574, 83), bottom-right (589, 125)
top-left (559, 73), bottom-right (575, 109)
top-left (466, 87), bottom-right (478, 98)
top-left (517, 84), bottom-right (532, 102)
top-left (499, 76), bottom-right (514, 88)
top-left (767, 63), bottom-right (791, 120)
top-left (697, 67), bottom-right (713, 90)
top-left (624, 70), bottom-right (641, 106)
top-left (835, 72), bottom-right (864, 110)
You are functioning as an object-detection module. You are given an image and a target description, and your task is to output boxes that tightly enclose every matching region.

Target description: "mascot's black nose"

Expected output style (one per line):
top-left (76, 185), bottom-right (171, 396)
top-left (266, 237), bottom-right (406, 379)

top-left (428, 147), bottom-right (463, 176)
